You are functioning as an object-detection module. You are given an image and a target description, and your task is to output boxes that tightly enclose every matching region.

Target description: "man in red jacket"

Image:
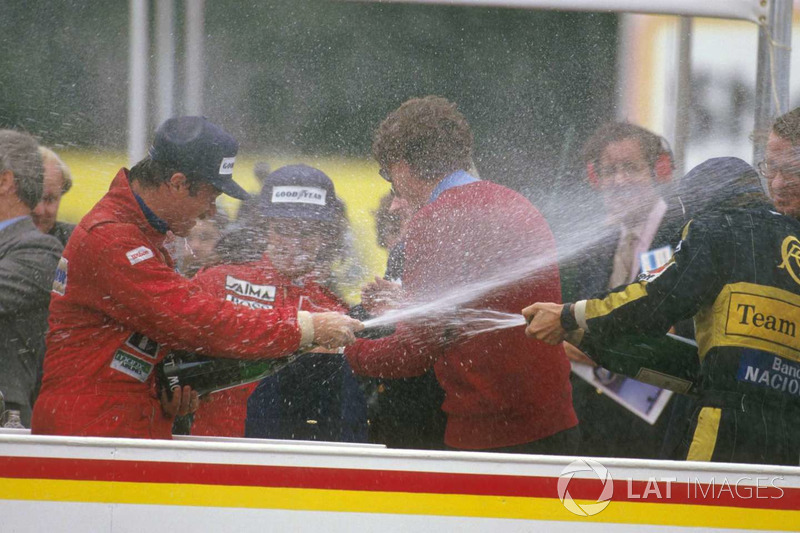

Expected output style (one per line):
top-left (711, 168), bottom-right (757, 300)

top-left (33, 117), bottom-right (362, 439)
top-left (346, 97), bottom-right (577, 452)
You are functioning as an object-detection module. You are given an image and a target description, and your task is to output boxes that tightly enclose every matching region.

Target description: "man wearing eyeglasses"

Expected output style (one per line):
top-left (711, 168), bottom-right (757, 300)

top-left (346, 96), bottom-right (578, 453)
top-left (560, 122), bottom-right (686, 461)
top-left (761, 117), bottom-right (800, 218)
top-left (576, 122), bottom-right (679, 297)
top-left (525, 110), bottom-right (800, 466)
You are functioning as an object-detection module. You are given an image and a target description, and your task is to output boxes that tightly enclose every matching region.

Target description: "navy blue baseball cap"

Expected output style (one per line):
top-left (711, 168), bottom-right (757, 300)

top-left (258, 165), bottom-right (338, 221)
top-left (148, 116), bottom-right (250, 201)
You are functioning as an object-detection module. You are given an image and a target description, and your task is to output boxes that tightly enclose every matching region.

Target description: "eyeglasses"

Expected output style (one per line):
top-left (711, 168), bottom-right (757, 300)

top-left (758, 160), bottom-right (800, 181)
top-left (595, 161), bottom-right (650, 179)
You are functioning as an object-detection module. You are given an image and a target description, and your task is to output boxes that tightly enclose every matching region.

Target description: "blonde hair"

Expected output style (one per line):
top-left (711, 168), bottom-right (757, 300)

top-left (38, 146), bottom-right (73, 194)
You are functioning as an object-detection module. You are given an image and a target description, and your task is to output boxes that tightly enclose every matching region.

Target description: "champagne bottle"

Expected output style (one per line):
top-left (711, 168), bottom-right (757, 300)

top-left (156, 323), bottom-right (395, 398)
top-left (156, 351), bottom-right (302, 398)
top-left (576, 332), bottom-right (700, 394)
top-left (355, 323), bottom-right (396, 339)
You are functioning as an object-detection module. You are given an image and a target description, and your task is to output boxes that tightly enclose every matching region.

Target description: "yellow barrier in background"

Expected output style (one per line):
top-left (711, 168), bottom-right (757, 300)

top-left (58, 151), bottom-right (390, 304)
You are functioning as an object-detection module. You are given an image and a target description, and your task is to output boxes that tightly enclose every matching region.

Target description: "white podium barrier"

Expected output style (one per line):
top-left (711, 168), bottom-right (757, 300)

top-left (1, 432), bottom-right (797, 532)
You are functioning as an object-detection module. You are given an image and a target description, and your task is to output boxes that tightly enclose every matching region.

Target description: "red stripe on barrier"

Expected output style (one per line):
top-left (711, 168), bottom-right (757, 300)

top-left (0, 456), bottom-right (797, 511)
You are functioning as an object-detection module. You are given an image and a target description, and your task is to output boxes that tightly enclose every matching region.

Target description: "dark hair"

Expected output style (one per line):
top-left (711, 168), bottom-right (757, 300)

top-left (372, 95), bottom-right (473, 181)
top-left (582, 122), bottom-right (671, 174)
top-left (0, 129), bottom-right (43, 209)
top-left (129, 156), bottom-right (206, 195)
top-left (772, 107), bottom-right (800, 145)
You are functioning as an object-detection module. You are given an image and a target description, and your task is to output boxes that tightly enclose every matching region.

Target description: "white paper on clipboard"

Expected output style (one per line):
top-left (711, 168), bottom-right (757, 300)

top-left (571, 362), bottom-right (673, 425)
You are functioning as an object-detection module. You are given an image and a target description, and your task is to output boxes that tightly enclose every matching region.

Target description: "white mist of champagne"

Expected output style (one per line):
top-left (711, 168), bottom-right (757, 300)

top-left (361, 218), bottom-right (614, 331)
top-left (359, 180), bottom-right (683, 338)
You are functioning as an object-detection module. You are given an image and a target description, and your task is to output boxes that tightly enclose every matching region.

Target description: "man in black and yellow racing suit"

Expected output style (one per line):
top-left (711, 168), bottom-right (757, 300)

top-left (524, 148), bottom-right (800, 466)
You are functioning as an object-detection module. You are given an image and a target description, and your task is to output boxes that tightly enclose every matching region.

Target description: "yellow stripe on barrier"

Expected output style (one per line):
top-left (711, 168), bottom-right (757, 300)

top-left (1, 477), bottom-right (798, 530)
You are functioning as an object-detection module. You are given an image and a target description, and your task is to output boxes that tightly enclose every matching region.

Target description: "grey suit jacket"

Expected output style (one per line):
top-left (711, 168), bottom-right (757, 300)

top-left (0, 217), bottom-right (62, 425)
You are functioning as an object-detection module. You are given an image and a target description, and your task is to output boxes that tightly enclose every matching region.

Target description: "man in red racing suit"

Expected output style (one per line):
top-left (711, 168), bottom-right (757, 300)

top-left (32, 118), bottom-right (361, 439)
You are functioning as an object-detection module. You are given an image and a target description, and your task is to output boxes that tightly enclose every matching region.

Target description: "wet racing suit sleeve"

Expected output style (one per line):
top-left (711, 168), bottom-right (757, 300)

top-left (77, 225), bottom-right (303, 359)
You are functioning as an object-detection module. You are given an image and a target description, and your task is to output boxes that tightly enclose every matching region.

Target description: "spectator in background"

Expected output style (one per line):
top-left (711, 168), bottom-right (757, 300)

top-left (180, 209), bottom-right (228, 277)
top-left (575, 122), bottom-right (680, 294)
top-left (32, 146), bottom-right (75, 246)
top-left (346, 96), bottom-right (577, 453)
top-left (190, 165), bottom-right (367, 441)
top-left (0, 130), bottom-right (63, 427)
top-left (561, 121), bottom-right (684, 459)
top-left (362, 191), bottom-right (446, 449)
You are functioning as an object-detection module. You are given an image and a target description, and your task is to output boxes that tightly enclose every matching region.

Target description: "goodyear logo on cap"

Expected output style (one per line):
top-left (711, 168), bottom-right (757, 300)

top-left (271, 186), bottom-right (327, 206)
top-left (219, 157), bottom-right (236, 175)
